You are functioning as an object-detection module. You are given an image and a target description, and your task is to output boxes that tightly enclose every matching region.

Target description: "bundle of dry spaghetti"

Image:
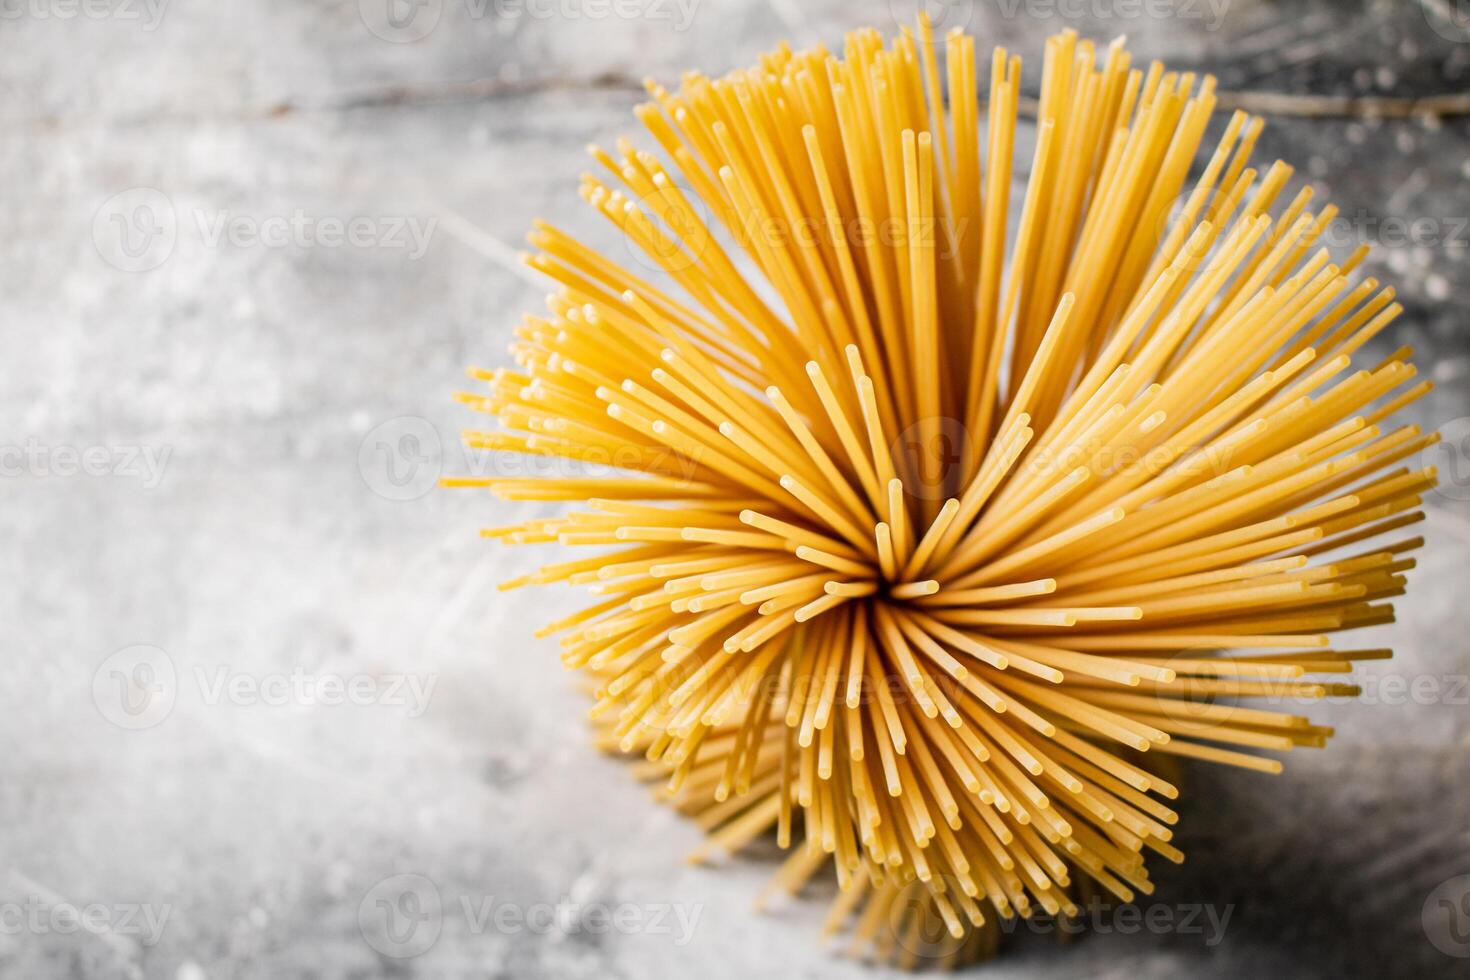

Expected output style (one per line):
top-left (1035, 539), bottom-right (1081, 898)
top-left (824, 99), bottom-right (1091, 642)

top-left (448, 17), bottom-right (1437, 966)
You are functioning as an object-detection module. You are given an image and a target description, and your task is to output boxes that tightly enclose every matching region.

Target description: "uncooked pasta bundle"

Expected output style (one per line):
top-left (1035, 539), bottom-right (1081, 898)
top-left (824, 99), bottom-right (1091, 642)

top-left (448, 16), bottom-right (1436, 966)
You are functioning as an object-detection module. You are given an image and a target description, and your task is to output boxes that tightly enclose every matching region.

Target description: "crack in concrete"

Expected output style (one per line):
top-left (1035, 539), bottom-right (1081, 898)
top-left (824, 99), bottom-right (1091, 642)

top-left (11, 71), bottom-right (647, 132)
top-left (15, 69), bottom-right (1470, 135)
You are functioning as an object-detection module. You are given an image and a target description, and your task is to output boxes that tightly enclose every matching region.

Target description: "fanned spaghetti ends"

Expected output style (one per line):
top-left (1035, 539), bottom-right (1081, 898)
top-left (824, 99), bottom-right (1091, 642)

top-left (448, 17), bottom-right (1437, 967)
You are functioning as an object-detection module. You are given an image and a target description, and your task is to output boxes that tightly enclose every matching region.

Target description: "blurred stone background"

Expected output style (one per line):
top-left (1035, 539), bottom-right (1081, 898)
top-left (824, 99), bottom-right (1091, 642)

top-left (1, 0), bottom-right (1468, 977)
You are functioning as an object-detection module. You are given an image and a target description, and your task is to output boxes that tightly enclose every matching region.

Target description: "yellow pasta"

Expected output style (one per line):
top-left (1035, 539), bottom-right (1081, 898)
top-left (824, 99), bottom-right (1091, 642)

top-left (449, 17), bottom-right (1436, 966)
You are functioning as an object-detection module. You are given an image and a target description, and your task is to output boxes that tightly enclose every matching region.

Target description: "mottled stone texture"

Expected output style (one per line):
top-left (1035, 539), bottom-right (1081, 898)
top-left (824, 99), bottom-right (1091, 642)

top-left (1, 1), bottom-right (1467, 978)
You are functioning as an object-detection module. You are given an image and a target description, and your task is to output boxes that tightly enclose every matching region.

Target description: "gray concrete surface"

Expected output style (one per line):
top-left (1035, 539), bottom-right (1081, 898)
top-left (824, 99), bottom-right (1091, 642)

top-left (2, 1), bottom-right (1468, 977)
